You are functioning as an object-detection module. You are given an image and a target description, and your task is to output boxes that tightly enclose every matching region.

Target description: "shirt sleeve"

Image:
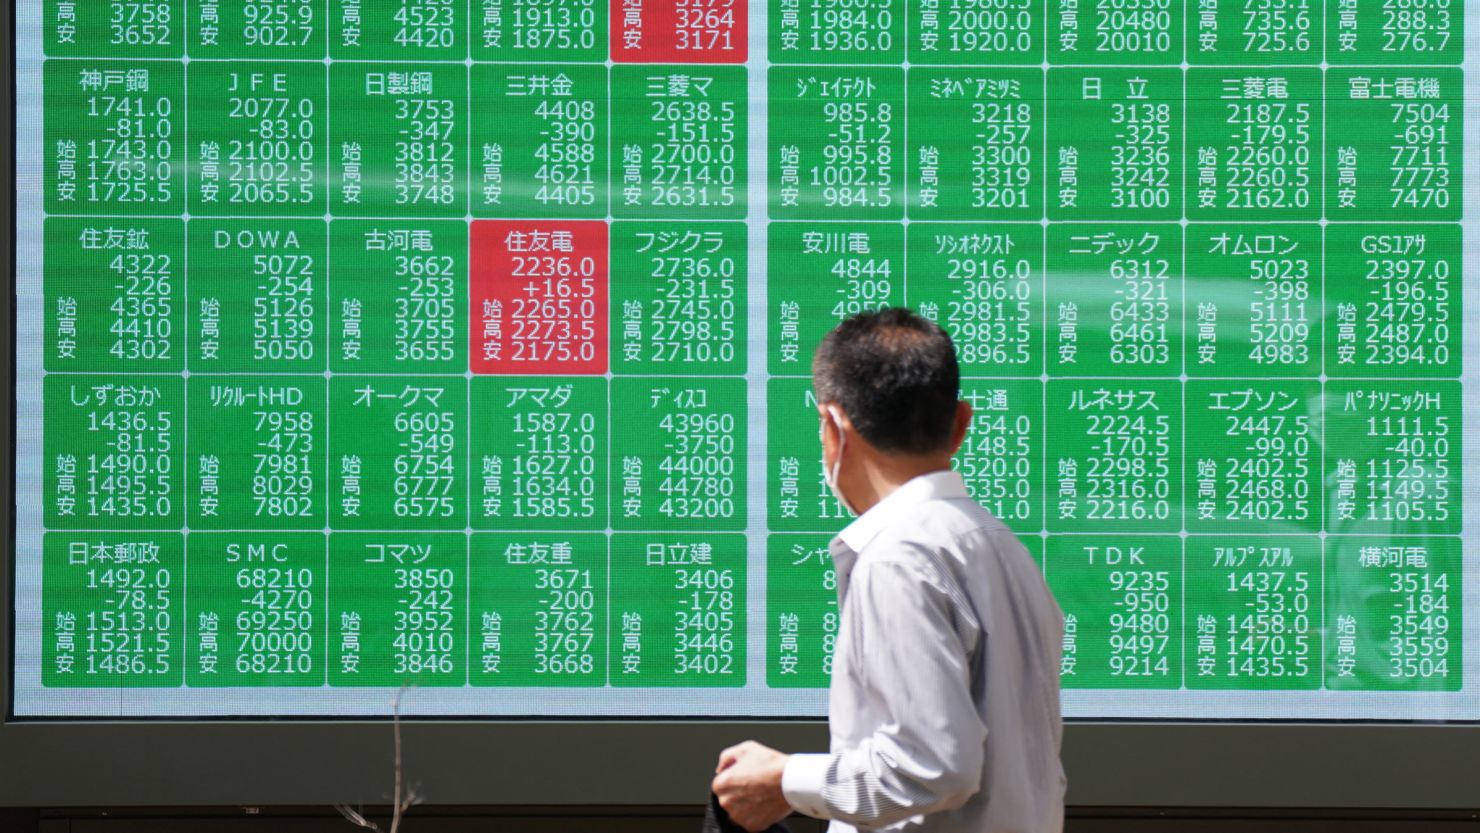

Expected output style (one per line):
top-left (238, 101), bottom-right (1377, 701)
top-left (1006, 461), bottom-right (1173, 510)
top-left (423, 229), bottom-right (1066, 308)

top-left (785, 557), bottom-right (988, 827)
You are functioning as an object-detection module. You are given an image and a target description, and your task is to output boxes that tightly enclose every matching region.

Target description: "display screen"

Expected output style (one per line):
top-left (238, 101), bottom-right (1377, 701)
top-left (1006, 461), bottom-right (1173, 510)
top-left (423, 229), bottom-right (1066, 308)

top-left (10, 0), bottom-right (1476, 720)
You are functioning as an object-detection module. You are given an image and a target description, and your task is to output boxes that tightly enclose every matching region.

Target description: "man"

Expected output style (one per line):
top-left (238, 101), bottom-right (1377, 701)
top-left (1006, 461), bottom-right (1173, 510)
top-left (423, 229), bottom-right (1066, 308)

top-left (713, 308), bottom-right (1066, 833)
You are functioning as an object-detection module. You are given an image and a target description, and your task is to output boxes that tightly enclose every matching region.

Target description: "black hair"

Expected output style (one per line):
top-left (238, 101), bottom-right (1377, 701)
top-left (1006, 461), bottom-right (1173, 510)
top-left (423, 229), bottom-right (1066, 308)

top-left (813, 307), bottom-right (960, 456)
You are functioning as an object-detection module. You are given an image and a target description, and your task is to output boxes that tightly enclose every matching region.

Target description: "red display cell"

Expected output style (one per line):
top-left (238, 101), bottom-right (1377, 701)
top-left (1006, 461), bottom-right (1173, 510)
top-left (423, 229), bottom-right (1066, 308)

top-left (471, 221), bottom-right (610, 375)
top-left (611, 0), bottom-right (748, 63)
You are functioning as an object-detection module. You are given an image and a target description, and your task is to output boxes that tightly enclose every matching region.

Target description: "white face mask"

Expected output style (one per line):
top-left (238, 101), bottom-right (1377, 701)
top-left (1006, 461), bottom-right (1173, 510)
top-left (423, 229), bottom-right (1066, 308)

top-left (821, 406), bottom-right (856, 516)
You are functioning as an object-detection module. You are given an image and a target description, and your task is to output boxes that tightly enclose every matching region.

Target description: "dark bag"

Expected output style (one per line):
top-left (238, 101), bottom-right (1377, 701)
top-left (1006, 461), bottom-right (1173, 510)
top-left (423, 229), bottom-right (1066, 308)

top-left (703, 791), bottom-right (793, 833)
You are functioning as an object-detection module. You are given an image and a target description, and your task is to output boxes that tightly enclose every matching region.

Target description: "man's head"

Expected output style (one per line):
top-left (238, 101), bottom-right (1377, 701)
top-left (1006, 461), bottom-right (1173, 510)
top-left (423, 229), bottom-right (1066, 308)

top-left (813, 308), bottom-right (971, 514)
top-left (814, 307), bottom-right (963, 455)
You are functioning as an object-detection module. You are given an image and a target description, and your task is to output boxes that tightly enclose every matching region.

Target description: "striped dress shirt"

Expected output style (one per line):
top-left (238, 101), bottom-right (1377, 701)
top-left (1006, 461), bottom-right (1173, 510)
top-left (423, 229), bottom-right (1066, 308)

top-left (782, 470), bottom-right (1066, 833)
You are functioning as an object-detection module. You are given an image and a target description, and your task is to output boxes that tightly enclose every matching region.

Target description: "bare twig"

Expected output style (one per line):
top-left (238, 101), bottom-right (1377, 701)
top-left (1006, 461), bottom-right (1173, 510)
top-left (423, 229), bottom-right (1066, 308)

top-left (333, 803), bottom-right (380, 832)
top-left (336, 687), bottom-right (421, 833)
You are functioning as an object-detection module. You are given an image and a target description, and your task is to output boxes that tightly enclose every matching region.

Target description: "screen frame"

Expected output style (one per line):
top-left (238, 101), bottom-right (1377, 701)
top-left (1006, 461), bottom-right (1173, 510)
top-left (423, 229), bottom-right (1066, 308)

top-left (6, 2), bottom-right (1480, 812)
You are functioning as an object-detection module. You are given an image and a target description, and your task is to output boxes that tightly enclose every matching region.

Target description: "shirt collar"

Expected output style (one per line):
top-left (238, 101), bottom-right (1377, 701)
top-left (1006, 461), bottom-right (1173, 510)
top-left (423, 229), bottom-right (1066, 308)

top-left (832, 468), bottom-right (970, 556)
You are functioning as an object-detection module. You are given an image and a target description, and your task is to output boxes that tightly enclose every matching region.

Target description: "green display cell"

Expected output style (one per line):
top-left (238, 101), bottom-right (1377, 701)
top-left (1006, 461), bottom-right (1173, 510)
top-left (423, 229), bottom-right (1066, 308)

top-left (1019, 534), bottom-right (1045, 569)
top-left (907, 70), bottom-right (1043, 221)
top-left (1185, 223), bottom-right (1322, 377)
top-left (1323, 381), bottom-right (1461, 535)
top-left (189, 0), bottom-right (328, 59)
top-left (470, 64), bottom-right (607, 219)
top-left (330, 0), bottom-right (467, 59)
top-left (44, 217), bottom-right (185, 372)
top-left (1045, 224), bottom-right (1182, 376)
top-left (1327, 0), bottom-right (1463, 65)
top-left (473, 0), bottom-right (608, 62)
top-left (187, 219), bottom-right (327, 372)
top-left (185, 533), bottom-right (328, 686)
top-left (1184, 537), bottom-right (1320, 690)
top-left (42, 532), bottom-right (185, 687)
top-left (908, 0), bottom-right (1044, 63)
top-left (1324, 224), bottom-right (1461, 378)
top-left (469, 377), bottom-right (608, 531)
top-left (187, 377), bottom-right (327, 529)
top-left (1047, 69), bottom-right (1182, 221)
top-left (610, 534), bottom-right (746, 686)
top-left (907, 222), bottom-right (1043, 375)
top-left (766, 378), bottom-right (847, 533)
top-left (186, 61), bottom-right (327, 216)
top-left (1185, 381), bottom-right (1321, 534)
top-left (767, 534), bottom-right (838, 688)
top-left (45, 0), bottom-right (184, 58)
top-left (1186, 70), bottom-right (1321, 221)
top-left (329, 221), bottom-right (468, 373)
top-left (610, 222), bottom-right (747, 376)
top-left (956, 380), bottom-right (1044, 532)
top-left (612, 67), bottom-right (747, 219)
top-left (1188, 0), bottom-right (1321, 64)
top-left (45, 60), bottom-right (185, 215)
top-left (611, 379), bottom-right (747, 531)
top-left (769, 222), bottom-right (904, 375)
top-left (1047, 381), bottom-right (1182, 533)
top-left (327, 533), bottom-right (467, 686)
top-left (1326, 537), bottom-right (1460, 691)
top-left (330, 63), bottom-right (467, 217)
top-left (1048, 0), bottom-right (1182, 64)
top-left (329, 377), bottom-right (468, 530)
top-left (1047, 535), bottom-right (1182, 688)
top-left (769, 67), bottom-right (905, 220)
top-left (1325, 69), bottom-right (1462, 221)
top-left (44, 375), bottom-right (185, 530)
top-left (770, 0), bottom-right (905, 64)
top-left (470, 533), bottom-right (608, 686)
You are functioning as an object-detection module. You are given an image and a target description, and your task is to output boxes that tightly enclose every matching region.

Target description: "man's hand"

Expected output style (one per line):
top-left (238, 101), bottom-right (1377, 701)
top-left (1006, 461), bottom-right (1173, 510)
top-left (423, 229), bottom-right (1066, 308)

top-left (712, 741), bottom-right (792, 833)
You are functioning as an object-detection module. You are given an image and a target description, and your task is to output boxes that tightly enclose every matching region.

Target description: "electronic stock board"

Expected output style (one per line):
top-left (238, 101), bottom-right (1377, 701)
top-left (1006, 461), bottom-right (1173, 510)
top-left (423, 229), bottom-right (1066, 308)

top-left (9, 0), bottom-right (1477, 723)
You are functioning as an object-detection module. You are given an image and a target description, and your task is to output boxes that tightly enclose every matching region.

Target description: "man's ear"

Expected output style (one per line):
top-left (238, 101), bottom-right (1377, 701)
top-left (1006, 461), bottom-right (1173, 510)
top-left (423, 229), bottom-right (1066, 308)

top-left (818, 403), bottom-right (841, 459)
top-left (948, 399), bottom-right (973, 456)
